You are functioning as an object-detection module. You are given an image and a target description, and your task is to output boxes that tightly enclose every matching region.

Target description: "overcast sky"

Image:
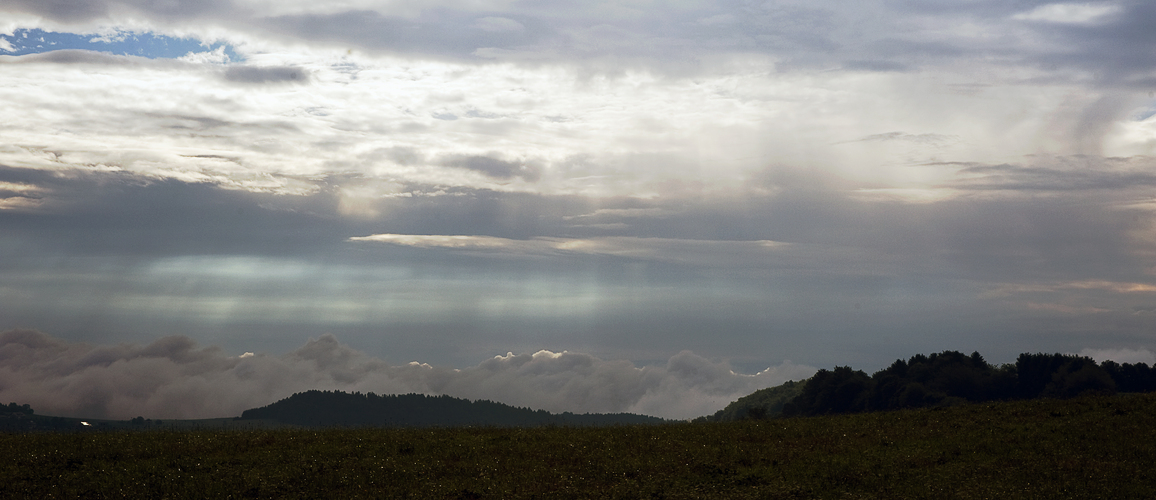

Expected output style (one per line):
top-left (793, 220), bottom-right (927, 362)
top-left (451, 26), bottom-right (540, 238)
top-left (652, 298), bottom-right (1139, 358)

top-left (3, 0), bottom-right (1156, 420)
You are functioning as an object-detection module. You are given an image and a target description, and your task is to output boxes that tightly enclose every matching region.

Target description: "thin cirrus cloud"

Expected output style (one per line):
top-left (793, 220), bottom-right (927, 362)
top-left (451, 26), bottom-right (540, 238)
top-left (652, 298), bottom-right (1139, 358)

top-left (347, 233), bottom-right (786, 262)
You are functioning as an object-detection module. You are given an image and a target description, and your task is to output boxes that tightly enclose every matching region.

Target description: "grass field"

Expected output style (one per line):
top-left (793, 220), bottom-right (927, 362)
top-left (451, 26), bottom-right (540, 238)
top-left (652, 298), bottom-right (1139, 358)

top-left (4, 393), bottom-right (1156, 499)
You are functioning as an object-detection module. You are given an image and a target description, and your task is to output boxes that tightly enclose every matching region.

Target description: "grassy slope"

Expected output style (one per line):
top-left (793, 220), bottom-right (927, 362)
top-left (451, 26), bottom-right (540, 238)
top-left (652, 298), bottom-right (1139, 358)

top-left (698, 379), bottom-right (806, 422)
top-left (4, 393), bottom-right (1156, 499)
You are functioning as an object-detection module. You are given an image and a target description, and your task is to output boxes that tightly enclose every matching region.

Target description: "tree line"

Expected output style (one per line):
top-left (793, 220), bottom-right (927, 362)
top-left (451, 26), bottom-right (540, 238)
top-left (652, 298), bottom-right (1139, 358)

top-left (699, 351), bottom-right (1156, 421)
top-left (1, 403), bottom-right (33, 415)
top-left (782, 351), bottom-right (1153, 417)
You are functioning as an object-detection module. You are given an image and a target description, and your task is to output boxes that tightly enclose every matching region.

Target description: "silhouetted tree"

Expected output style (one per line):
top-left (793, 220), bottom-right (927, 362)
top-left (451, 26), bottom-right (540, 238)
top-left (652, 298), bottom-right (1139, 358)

top-left (784, 366), bottom-right (871, 416)
top-left (1042, 358), bottom-right (1115, 399)
top-left (1016, 353), bottom-right (1074, 398)
top-left (2, 403), bottom-right (33, 415)
top-left (1101, 361), bottom-right (1156, 393)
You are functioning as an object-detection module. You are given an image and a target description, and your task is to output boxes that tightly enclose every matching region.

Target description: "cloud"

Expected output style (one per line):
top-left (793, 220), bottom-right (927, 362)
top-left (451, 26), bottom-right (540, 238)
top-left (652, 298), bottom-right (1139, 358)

top-left (4, 0), bottom-right (1156, 386)
top-left (257, 9), bottom-right (552, 61)
top-left (0, 0), bottom-right (1149, 85)
top-left (0, 48), bottom-right (142, 65)
top-left (179, 46), bottom-right (230, 64)
top-left (4, 0), bottom-right (109, 23)
top-left (987, 280), bottom-right (1156, 296)
top-left (854, 131), bottom-right (957, 145)
top-left (1079, 347), bottom-right (1156, 365)
top-left (0, 328), bottom-right (815, 420)
top-left (440, 154), bottom-right (541, 181)
top-left (950, 155), bottom-right (1156, 192)
top-left (347, 233), bottom-right (786, 263)
top-left (474, 16), bottom-right (524, 33)
top-left (223, 65), bottom-right (311, 84)
top-left (1012, 3), bottom-right (1123, 25)
top-left (1064, 280), bottom-right (1156, 293)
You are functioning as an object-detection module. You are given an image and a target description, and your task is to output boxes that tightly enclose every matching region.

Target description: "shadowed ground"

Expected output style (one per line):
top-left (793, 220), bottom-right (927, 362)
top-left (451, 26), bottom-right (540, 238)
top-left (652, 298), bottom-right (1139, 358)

top-left (3, 393), bottom-right (1155, 499)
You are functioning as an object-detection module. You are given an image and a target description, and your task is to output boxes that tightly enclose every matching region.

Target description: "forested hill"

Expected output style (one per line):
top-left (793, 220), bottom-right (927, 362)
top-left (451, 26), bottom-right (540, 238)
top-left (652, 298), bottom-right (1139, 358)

top-left (239, 391), bottom-right (666, 428)
top-left (704, 351), bottom-right (1156, 421)
top-left (696, 380), bottom-right (805, 422)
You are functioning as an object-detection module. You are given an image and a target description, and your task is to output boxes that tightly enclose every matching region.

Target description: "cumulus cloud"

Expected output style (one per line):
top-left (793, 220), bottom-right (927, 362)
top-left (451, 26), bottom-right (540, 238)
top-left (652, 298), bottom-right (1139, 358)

top-left (0, 329), bottom-right (815, 421)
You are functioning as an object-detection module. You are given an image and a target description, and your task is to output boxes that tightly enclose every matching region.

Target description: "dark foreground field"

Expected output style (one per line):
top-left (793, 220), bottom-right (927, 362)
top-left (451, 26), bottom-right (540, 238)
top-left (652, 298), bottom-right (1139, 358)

top-left (5, 394), bottom-right (1156, 499)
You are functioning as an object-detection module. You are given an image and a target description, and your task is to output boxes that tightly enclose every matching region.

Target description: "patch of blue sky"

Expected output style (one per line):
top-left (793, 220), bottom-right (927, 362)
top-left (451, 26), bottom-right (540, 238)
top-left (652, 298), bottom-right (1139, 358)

top-left (0, 28), bottom-right (242, 62)
top-left (1133, 100), bottom-right (1156, 122)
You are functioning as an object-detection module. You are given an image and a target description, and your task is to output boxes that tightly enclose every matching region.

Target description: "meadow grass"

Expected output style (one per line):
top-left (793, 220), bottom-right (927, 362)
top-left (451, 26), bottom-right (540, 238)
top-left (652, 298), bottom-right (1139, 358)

top-left (3, 393), bottom-right (1156, 499)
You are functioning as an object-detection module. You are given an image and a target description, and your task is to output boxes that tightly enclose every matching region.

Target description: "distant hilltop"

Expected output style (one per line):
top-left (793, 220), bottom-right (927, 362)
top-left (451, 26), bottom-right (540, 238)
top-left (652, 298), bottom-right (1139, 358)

top-left (699, 350), bottom-right (1156, 422)
top-left (240, 390), bottom-right (667, 428)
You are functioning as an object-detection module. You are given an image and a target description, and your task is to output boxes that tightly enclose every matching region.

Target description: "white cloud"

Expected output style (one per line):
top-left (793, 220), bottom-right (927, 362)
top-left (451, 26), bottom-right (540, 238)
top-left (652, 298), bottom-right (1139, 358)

top-left (347, 234), bottom-right (787, 262)
top-left (0, 181), bottom-right (40, 192)
top-left (1012, 3), bottom-right (1122, 25)
top-left (0, 196), bottom-right (41, 210)
top-left (1, 33), bottom-right (1117, 204)
top-left (0, 329), bottom-right (815, 420)
top-left (179, 46), bottom-right (230, 64)
top-left (349, 233), bottom-right (534, 250)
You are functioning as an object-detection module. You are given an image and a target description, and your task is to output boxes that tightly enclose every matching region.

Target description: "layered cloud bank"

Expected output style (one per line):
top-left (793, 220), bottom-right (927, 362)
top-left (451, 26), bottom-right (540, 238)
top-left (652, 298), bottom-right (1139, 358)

top-left (2, 1), bottom-right (1156, 380)
top-left (0, 329), bottom-right (815, 421)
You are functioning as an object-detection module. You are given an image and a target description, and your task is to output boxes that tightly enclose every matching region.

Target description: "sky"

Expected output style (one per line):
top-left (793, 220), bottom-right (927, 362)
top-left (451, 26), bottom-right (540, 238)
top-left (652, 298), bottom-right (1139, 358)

top-left (3, 0), bottom-right (1156, 420)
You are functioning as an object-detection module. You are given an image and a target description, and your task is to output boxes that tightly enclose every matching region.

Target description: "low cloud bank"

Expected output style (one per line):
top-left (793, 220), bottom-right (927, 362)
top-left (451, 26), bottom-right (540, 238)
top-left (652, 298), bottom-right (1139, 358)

top-left (1079, 348), bottom-right (1156, 365)
top-left (0, 329), bottom-right (814, 421)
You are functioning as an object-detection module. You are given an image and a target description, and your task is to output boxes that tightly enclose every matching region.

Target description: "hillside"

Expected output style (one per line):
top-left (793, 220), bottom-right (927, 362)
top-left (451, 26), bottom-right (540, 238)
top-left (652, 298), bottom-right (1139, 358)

top-left (707, 350), bottom-right (1156, 422)
top-left (239, 390), bottom-right (666, 428)
top-left (695, 379), bottom-right (806, 422)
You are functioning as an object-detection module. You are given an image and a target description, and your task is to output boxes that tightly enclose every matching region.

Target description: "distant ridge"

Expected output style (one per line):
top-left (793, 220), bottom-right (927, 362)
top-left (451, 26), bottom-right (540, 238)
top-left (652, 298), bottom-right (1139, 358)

top-left (239, 390), bottom-right (667, 428)
top-left (704, 350), bottom-right (1156, 422)
top-left (694, 379), bottom-right (806, 423)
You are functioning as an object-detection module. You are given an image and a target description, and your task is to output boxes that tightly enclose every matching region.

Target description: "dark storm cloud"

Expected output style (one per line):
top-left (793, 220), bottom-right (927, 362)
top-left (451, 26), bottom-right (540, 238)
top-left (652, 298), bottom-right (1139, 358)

top-left (3, 153), bottom-right (1155, 371)
top-left (0, 164), bottom-right (607, 265)
top-left (223, 65), bottom-right (311, 85)
top-left (1021, 1), bottom-right (1156, 85)
top-left (0, 49), bottom-right (157, 66)
top-left (4, 0), bottom-right (110, 23)
top-left (5, 0), bottom-right (231, 23)
top-left (0, 165), bottom-right (352, 258)
top-left (6, 154), bottom-right (1149, 289)
top-left (949, 156), bottom-right (1156, 191)
top-left (440, 155), bottom-right (541, 182)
